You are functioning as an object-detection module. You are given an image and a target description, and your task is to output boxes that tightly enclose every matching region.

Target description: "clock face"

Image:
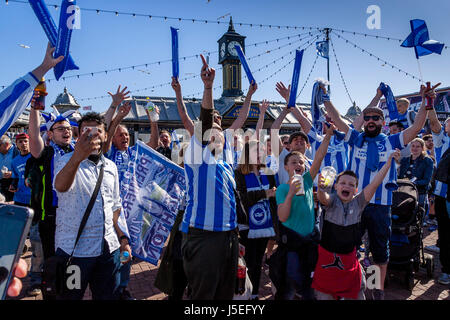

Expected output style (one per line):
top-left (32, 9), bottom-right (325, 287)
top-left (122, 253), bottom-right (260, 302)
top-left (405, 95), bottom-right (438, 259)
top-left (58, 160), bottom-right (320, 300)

top-left (228, 41), bottom-right (240, 56)
top-left (220, 43), bottom-right (226, 59)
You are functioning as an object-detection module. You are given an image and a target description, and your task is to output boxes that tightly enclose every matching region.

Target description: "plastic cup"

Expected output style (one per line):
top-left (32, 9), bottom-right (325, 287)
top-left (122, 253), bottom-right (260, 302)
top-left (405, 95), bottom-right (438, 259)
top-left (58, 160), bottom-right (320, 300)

top-left (293, 174), bottom-right (305, 196)
top-left (321, 166), bottom-right (337, 188)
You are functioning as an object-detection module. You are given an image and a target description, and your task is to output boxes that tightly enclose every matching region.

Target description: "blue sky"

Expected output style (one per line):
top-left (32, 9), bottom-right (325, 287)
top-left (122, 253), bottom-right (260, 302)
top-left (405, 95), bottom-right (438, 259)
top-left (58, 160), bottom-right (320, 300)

top-left (0, 0), bottom-right (449, 115)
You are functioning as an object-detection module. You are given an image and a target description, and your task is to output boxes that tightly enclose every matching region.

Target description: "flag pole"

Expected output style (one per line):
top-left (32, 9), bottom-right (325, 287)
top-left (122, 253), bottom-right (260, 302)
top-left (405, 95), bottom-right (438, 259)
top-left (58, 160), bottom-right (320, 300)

top-left (416, 58), bottom-right (425, 84)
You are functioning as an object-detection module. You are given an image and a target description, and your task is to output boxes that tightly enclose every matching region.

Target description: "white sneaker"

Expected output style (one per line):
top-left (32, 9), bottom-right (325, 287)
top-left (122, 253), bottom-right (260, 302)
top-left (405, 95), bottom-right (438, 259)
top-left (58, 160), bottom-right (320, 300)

top-left (425, 245), bottom-right (440, 253)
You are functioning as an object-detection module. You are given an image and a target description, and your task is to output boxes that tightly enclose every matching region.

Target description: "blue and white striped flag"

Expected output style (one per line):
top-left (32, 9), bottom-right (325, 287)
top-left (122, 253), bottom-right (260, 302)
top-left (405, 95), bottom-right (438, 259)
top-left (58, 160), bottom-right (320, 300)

top-left (0, 73), bottom-right (39, 137)
top-left (310, 79), bottom-right (329, 132)
top-left (170, 130), bottom-right (180, 149)
top-left (316, 41), bottom-right (329, 59)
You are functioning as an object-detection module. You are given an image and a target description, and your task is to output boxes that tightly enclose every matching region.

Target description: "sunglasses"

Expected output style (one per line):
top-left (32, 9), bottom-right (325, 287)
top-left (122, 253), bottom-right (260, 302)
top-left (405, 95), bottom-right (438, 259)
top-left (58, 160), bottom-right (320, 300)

top-left (52, 126), bottom-right (72, 132)
top-left (363, 115), bottom-right (382, 121)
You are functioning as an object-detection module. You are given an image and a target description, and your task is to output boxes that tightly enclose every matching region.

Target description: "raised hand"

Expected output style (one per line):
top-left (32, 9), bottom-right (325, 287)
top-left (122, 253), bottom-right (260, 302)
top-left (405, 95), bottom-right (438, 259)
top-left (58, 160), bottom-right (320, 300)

top-left (200, 54), bottom-right (215, 88)
top-left (73, 128), bottom-right (102, 162)
top-left (276, 81), bottom-right (290, 102)
top-left (41, 42), bottom-right (64, 71)
top-left (259, 99), bottom-right (270, 114)
top-left (171, 77), bottom-right (182, 94)
top-left (117, 101), bottom-right (132, 120)
top-left (248, 80), bottom-right (258, 96)
top-left (108, 85), bottom-right (131, 108)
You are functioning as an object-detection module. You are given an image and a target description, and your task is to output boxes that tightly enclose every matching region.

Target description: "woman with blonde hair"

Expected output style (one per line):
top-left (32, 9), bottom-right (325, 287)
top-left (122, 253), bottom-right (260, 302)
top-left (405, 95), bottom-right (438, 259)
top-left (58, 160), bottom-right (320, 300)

top-left (398, 137), bottom-right (434, 212)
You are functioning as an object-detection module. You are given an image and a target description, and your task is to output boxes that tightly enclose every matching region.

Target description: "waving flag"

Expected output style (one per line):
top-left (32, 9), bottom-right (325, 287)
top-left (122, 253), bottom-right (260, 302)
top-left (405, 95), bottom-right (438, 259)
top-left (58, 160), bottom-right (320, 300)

top-left (401, 19), bottom-right (445, 59)
top-left (120, 141), bottom-right (186, 265)
top-left (0, 73), bottom-right (38, 136)
top-left (316, 41), bottom-right (329, 59)
top-left (311, 79), bottom-right (329, 132)
top-left (379, 82), bottom-right (398, 121)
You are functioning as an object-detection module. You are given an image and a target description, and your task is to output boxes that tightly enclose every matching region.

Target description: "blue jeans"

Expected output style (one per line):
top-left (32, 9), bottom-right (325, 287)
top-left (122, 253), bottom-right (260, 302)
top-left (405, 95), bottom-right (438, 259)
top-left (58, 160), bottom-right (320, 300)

top-left (361, 204), bottom-right (391, 264)
top-left (55, 241), bottom-right (121, 300)
top-left (119, 260), bottom-right (131, 288)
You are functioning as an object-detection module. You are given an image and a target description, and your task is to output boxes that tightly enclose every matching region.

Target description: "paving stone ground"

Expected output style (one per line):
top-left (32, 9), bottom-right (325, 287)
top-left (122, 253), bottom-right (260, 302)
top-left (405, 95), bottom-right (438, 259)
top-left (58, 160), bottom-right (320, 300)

top-left (13, 226), bottom-right (449, 301)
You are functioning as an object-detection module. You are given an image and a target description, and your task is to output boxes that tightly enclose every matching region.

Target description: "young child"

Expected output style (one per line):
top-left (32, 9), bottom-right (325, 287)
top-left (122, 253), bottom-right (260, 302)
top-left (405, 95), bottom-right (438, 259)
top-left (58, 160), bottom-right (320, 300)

top-left (312, 149), bottom-right (401, 300)
top-left (275, 124), bottom-right (335, 300)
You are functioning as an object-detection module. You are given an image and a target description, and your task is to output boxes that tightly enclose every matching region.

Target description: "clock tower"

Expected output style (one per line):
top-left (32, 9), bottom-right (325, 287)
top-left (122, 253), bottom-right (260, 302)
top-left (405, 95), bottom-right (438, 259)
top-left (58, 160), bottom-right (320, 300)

top-left (218, 17), bottom-right (246, 97)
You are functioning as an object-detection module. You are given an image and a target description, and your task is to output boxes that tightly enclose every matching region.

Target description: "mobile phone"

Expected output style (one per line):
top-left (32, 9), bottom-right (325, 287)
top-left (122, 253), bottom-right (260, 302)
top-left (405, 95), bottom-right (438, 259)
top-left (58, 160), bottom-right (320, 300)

top-left (0, 205), bottom-right (34, 300)
top-left (82, 126), bottom-right (98, 137)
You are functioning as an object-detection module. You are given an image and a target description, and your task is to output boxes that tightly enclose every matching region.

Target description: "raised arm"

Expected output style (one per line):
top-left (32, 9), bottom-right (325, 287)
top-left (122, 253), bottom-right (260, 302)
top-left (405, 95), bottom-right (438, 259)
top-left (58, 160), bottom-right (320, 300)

top-left (146, 106), bottom-right (160, 150)
top-left (103, 101), bottom-right (131, 154)
top-left (28, 105), bottom-right (45, 158)
top-left (402, 83), bottom-right (440, 145)
top-left (229, 81), bottom-right (257, 130)
top-left (276, 81), bottom-right (313, 134)
top-left (251, 99), bottom-right (269, 141)
top-left (363, 149), bottom-right (400, 201)
top-left (171, 77), bottom-right (194, 136)
top-left (317, 173), bottom-right (332, 206)
top-left (105, 85), bottom-right (130, 130)
top-left (427, 100), bottom-right (443, 134)
top-left (31, 42), bottom-right (64, 81)
top-left (200, 54), bottom-right (215, 111)
top-left (309, 123), bottom-right (334, 179)
top-left (270, 107), bottom-right (291, 156)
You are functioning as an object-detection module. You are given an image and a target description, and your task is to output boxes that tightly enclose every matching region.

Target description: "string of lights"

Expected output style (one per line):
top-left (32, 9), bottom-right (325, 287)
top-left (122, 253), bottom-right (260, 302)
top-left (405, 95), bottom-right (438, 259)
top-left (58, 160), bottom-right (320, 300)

top-left (179, 34), bottom-right (320, 100)
top-left (78, 33), bottom-right (320, 101)
top-left (159, 34), bottom-right (320, 99)
top-left (0, 32), bottom-right (316, 89)
top-left (331, 30), bottom-right (422, 82)
top-left (296, 54), bottom-right (319, 99)
top-left (329, 38), bottom-right (354, 106)
top-left (42, 32), bottom-right (316, 83)
top-left (5, 0), bottom-right (321, 31)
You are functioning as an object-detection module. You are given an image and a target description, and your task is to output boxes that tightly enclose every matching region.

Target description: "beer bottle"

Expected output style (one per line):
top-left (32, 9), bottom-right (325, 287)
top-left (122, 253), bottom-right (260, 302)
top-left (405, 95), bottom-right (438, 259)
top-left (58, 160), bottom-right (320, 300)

top-left (33, 77), bottom-right (47, 110)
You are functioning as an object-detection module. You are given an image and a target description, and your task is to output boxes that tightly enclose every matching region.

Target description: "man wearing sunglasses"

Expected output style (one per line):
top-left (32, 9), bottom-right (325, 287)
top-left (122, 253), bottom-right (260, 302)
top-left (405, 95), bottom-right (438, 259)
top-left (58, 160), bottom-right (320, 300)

top-left (322, 83), bottom-right (435, 300)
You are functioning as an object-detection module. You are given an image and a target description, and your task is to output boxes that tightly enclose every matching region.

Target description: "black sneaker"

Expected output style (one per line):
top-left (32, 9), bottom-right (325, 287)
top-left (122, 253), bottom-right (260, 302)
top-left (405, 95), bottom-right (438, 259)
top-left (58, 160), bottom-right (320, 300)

top-left (372, 289), bottom-right (385, 300)
top-left (119, 288), bottom-right (136, 301)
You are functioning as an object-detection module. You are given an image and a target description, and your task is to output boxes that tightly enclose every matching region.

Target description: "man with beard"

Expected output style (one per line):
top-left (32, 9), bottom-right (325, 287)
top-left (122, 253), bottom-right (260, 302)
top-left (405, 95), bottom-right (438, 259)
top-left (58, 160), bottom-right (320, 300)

top-left (322, 83), bottom-right (434, 300)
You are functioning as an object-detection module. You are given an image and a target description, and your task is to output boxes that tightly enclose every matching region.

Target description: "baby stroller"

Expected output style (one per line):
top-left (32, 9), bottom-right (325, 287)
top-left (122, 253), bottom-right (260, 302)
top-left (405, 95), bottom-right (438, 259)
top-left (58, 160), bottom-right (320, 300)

top-left (386, 179), bottom-right (434, 291)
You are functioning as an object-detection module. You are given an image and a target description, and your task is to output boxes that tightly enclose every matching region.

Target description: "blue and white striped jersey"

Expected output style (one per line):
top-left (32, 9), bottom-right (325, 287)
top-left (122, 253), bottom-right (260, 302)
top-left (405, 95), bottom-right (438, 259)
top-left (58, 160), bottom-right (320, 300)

top-left (182, 129), bottom-right (237, 232)
top-left (307, 127), bottom-right (349, 174)
top-left (345, 128), bottom-right (405, 206)
top-left (432, 129), bottom-right (449, 198)
top-left (0, 73), bottom-right (39, 136)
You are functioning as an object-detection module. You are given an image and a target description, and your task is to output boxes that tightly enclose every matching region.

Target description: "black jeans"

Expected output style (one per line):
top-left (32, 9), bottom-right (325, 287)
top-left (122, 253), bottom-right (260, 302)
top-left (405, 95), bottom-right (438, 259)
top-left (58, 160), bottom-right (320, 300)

top-left (0, 178), bottom-right (13, 202)
top-left (435, 196), bottom-right (450, 274)
top-left (182, 227), bottom-right (239, 300)
top-left (239, 229), bottom-right (269, 296)
top-left (38, 215), bottom-right (56, 261)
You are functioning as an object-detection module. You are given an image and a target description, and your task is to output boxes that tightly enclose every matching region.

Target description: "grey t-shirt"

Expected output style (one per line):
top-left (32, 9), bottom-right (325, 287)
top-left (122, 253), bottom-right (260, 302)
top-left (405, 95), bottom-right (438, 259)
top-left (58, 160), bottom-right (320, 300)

top-left (320, 191), bottom-right (369, 254)
top-left (323, 191), bottom-right (368, 226)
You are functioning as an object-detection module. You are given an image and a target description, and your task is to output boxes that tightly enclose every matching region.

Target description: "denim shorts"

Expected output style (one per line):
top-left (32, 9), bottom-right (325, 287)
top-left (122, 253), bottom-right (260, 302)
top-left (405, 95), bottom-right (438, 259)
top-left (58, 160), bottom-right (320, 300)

top-left (361, 204), bottom-right (391, 264)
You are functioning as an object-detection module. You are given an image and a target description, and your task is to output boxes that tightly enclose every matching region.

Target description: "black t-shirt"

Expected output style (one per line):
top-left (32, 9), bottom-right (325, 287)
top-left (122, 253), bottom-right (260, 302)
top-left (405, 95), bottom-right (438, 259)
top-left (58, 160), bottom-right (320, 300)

top-left (156, 146), bottom-right (172, 160)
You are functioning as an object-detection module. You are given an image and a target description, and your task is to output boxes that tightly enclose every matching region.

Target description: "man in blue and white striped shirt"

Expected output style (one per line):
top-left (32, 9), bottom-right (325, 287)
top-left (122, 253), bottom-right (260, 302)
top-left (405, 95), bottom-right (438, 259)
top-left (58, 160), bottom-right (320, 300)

top-left (323, 83), bottom-right (432, 299)
top-left (180, 55), bottom-right (255, 300)
top-left (428, 110), bottom-right (450, 285)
